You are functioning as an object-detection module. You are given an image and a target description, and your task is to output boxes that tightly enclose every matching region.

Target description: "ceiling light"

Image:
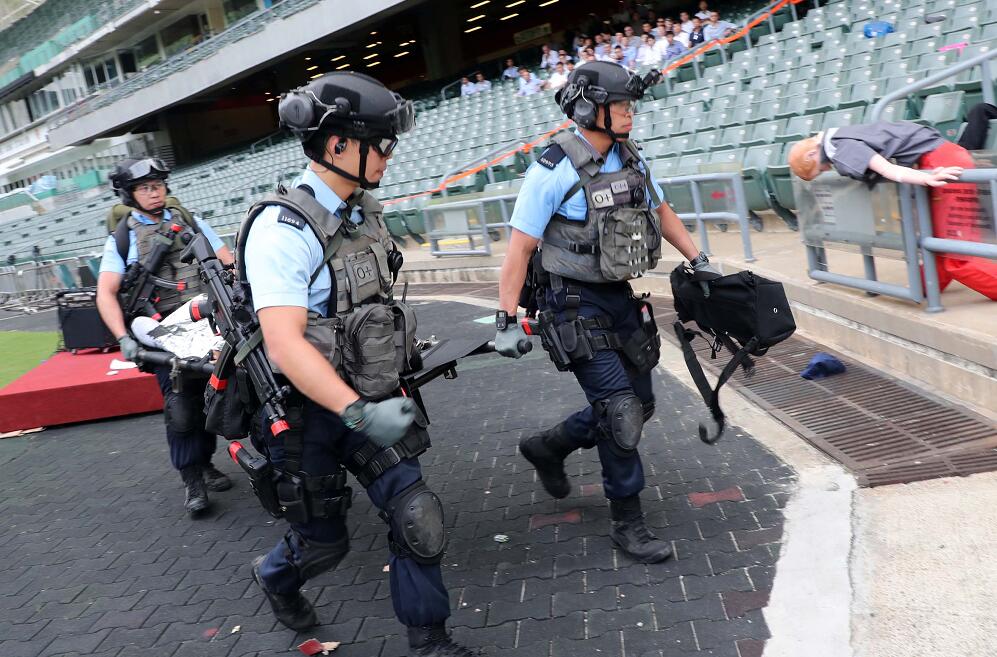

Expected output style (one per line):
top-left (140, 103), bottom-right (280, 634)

top-left (363, 52), bottom-right (378, 60)
top-left (470, 0), bottom-right (489, 7)
top-left (331, 55), bottom-right (345, 62)
top-left (399, 41), bottom-right (409, 46)
top-left (506, 0), bottom-right (524, 6)
top-left (264, 91), bottom-right (271, 95)
top-left (336, 63), bottom-right (349, 70)
top-left (266, 97), bottom-right (276, 101)
top-left (395, 51), bottom-right (410, 57)
top-left (538, 0), bottom-right (558, 5)
top-left (367, 61), bottom-right (381, 67)
top-left (366, 42), bottom-right (378, 48)
top-left (310, 72), bottom-right (323, 79)
top-left (468, 14), bottom-right (485, 22)
top-left (305, 57), bottom-right (311, 61)
top-left (500, 12), bottom-right (518, 20)
top-left (370, 31), bottom-right (377, 35)
top-left (307, 65), bottom-right (318, 71)
top-left (464, 25), bottom-right (482, 33)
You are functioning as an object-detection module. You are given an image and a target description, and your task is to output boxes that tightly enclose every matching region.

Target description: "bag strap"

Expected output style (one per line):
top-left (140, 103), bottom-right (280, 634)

top-left (673, 320), bottom-right (758, 445)
top-left (622, 139), bottom-right (662, 207)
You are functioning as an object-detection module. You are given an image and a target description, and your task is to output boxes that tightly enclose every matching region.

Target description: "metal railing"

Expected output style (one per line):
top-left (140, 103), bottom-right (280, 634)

top-left (871, 49), bottom-right (997, 120)
top-left (420, 170), bottom-right (757, 262)
top-left (799, 170), bottom-right (997, 313)
top-left (656, 172), bottom-right (756, 262)
top-left (915, 170), bottom-right (997, 313)
top-left (436, 139), bottom-right (529, 197)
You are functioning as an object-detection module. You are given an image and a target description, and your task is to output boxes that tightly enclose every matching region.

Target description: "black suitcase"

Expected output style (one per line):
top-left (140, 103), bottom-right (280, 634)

top-left (56, 289), bottom-right (116, 352)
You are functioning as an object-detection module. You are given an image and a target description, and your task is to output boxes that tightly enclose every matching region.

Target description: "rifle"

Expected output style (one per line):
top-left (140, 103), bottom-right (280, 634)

top-left (179, 233), bottom-right (291, 437)
top-left (119, 223), bottom-right (194, 321)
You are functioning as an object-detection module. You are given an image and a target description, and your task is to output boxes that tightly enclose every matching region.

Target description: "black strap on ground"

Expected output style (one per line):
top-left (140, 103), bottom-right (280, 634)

top-left (672, 320), bottom-right (758, 445)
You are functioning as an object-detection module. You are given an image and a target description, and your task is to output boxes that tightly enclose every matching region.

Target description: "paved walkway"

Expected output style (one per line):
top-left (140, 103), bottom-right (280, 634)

top-left (0, 300), bottom-right (792, 657)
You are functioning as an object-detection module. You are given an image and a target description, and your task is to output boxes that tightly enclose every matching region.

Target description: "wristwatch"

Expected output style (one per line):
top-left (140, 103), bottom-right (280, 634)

top-left (495, 310), bottom-right (517, 331)
top-left (690, 251), bottom-right (709, 267)
top-left (341, 399), bottom-right (366, 430)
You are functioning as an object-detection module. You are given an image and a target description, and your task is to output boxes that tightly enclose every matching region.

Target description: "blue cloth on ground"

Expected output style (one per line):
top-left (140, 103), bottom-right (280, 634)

top-left (800, 352), bottom-right (846, 380)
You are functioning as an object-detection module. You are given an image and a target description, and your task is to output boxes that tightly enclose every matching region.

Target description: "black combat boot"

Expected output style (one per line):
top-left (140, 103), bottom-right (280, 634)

top-left (609, 495), bottom-right (672, 564)
top-left (252, 556), bottom-right (318, 631)
top-left (408, 625), bottom-right (480, 657)
top-left (180, 465), bottom-right (209, 517)
top-left (518, 423), bottom-right (576, 499)
top-left (203, 462), bottom-right (233, 492)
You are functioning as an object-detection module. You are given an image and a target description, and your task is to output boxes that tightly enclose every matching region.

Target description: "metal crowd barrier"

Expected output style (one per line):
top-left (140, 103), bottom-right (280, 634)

top-left (421, 171), bottom-right (758, 262)
top-left (796, 169), bottom-right (997, 313)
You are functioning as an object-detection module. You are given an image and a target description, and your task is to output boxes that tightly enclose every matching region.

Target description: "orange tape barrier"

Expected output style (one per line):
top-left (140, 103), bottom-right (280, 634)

top-left (383, 0), bottom-right (805, 207)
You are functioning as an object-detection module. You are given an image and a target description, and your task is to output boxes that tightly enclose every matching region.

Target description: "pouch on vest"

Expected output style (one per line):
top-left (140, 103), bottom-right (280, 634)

top-left (390, 300), bottom-right (422, 374)
top-left (203, 343), bottom-right (255, 440)
top-left (342, 304), bottom-right (400, 400)
top-left (585, 170), bottom-right (661, 281)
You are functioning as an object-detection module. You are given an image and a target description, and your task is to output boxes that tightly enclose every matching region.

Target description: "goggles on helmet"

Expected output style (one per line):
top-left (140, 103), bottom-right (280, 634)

top-left (126, 158), bottom-right (169, 181)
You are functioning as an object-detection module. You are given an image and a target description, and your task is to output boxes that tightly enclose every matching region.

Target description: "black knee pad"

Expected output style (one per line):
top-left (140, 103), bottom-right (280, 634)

top-left (381, 480), bottom-right (447, 565)
top-left (642, 398), bottom-right (655, 422)
top-left (286, 530), bottom-right (350, 581)
top-left (164, 393), bottom-right (197, 434)
top-left (596, 392), bottom-right (645, 457)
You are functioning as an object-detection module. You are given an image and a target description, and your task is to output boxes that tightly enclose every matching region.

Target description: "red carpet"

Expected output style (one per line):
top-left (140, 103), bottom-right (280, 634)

top-left (0, 350), bottom-right (162, 433)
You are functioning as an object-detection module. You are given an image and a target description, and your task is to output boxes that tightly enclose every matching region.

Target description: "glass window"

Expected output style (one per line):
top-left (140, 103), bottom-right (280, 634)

top-left (162, 15), bottom-right (203, 57)
top-left (223, 0), bottom-right (259, 25)
top-left (134, 34), bottom-right (161, 70)
top-left (83, 66), bottom-right (95, 89)
top-left (94, 62), bottom-right (107, 84)
top-left (105, 58), bottom-right (118, 84)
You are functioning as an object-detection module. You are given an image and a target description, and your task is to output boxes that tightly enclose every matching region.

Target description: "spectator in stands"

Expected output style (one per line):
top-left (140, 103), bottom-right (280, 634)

top-left (577, 36), bottom-right (593, 58)
top-left (641, 21), bottom-right (654, 38)
top-left (460, 76), bottom-right (478, 96)
top-left (558, 49), bottom-right (573, 64)
top-left (703, 11), bottom-right (736, 42)
top-left (97, 158), bottom-right (234, 519)
top-left (695, 1), bottom-right (711, 20)
top-left (581, 47), bottom-right (596, 63)
top-left (689, 17), bottom-right (706, 46)
top-left (653, 18), bottom-right (667, 37)
top-left (611, 45), bottom-right (627, 67)
top-left (624, 25), bottom-right (636, 40)
top-left (595, 42), bottom-right (613, 62)
top-left (502, 58), bottom-right (519, 80)
top-left (679, 11), bottom-right (694, 33)
top-left (662, 31), bottom-right (686, 60)
top-left (540, 44), bottom-right (560, 70)
top-left (674, 23), bottom-right (691, 48)
top-left (637, 34), bottom-right (661, 67)
top-left (475, 72), bottom-right (492, 92)
top-left (515, 67), bottom-right (543, 96)
top-left (566, 60), bottom-right (576, 73)
top-left (957, 102), bottom-right (997, 150)
top-left (547, 61), bottom-right (569, 90)
top-left (621, 35), bottom-right (639, 66)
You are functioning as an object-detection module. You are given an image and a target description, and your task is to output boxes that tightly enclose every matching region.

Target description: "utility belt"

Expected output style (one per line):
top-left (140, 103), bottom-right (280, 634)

top-left (533, 273), bottom-right (661, 374)
top-left (236, 391), bottom-right (430, 521)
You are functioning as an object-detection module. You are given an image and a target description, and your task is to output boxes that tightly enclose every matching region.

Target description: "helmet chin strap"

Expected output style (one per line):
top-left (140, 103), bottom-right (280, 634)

top-left (310, 141), bottom-right (380, 190)
top-left (601, 105), bottom-right (630, 141)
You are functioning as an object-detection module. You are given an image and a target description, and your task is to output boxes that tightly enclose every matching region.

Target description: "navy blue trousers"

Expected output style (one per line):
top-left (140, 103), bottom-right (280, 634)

top-left (544, 282), bottom-right (654, 500)
top-left (253, 400), bottom-right (450, 628)
top-left (154, 366), bottom-right (217, 471)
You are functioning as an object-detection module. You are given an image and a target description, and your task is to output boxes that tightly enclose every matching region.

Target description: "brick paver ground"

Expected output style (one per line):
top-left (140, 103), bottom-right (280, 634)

top-left (0, 300), bottom-right (794, 657)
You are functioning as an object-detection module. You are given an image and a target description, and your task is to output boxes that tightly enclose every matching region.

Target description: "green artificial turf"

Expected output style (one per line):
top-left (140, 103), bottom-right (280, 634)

top-left (0, 331), bottom-right (59, 389)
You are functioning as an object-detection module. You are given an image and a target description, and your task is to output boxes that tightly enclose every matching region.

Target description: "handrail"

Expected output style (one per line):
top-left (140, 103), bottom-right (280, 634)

top-left (436, 139), bottom-right (525, 197)
top-left (249, 131), bottom-right (284, 155)
top-left (440, 79), bottom-right (463, 102)
top-left (871, 49), bottom-right (997, 121)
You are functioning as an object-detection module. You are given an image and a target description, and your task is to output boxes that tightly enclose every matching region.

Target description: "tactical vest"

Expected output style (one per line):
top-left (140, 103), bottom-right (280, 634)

top-left (117, 207), bottom-right (205, 317)
top-left (540, 131), bottom-right (663, 284)
top-left (237, 186), bottom-right (419, 401)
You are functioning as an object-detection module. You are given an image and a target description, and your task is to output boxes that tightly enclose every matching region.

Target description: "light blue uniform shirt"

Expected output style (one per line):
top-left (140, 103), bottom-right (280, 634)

top-left (98, 208), bottom-right (224, 274)
top-left (243, 168), bottom-right (364, 315)
top-left (509, 131), bottom-right (666, 239)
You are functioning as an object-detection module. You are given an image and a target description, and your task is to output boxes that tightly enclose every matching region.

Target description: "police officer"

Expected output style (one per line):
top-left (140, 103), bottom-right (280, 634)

top-left (240, 72), bottom-right (476, 656)
top-left (494, 61), bottom-right (720, 563)
top-left (95, 158), bottom-right (234, 517)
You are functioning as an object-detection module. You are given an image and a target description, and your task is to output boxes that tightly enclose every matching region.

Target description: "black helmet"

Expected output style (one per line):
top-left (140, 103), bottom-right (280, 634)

top-left (554, 61), bottom-right (661, 140)
top-left (278, 72), bottom-right (415, 189)
top-left (109, 157), bottom-right (171, 212)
